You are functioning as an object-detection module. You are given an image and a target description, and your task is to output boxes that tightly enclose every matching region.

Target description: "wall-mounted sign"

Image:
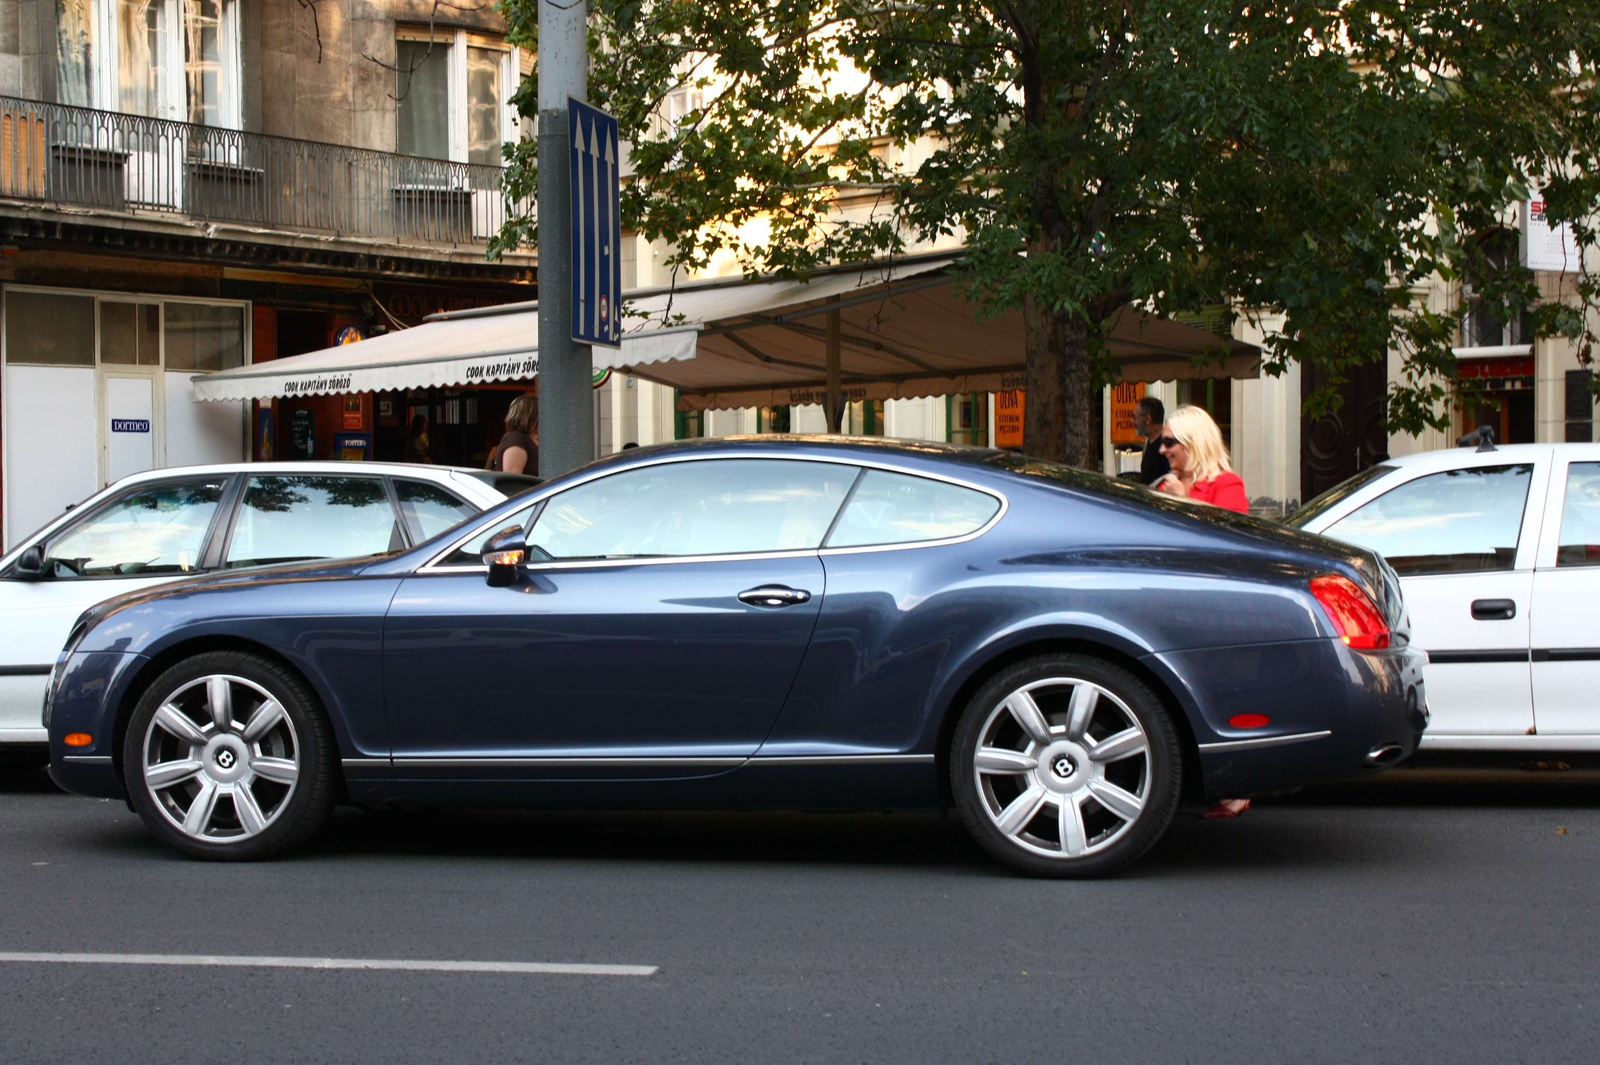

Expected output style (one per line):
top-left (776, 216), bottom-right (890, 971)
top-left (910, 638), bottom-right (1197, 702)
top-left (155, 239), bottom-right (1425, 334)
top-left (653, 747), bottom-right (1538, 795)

top-left (1110, 382), bottom-right (1148, 446)
top-left (110, 419), bottom-right (151, 433)
top-left (1521, 194), bottom-right (1580, 273)
top-left (289, 408), bottom-right (316, 459)
top-left (335, 325), bottom-right (366, 346)
top-left (995, 390), bottom-right (1025, 448)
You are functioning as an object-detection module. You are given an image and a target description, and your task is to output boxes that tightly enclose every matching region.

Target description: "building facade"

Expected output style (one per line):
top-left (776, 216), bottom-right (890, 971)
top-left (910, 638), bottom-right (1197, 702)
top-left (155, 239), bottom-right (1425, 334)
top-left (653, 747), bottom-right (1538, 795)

top-left (0, 0), bottom-right (537, 549)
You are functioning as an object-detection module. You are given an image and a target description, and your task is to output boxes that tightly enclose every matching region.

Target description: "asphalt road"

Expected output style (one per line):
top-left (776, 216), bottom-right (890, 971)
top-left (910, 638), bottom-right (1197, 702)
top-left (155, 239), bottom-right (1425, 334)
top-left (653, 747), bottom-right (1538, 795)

top-left (1, 761), bottom-right (1597, 1064)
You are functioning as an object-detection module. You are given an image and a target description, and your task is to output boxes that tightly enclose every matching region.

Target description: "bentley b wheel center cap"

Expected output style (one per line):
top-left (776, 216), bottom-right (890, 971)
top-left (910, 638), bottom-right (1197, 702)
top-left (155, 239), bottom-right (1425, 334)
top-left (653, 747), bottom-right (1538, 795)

top-left (1052, 755), bottom-right (1076, 779)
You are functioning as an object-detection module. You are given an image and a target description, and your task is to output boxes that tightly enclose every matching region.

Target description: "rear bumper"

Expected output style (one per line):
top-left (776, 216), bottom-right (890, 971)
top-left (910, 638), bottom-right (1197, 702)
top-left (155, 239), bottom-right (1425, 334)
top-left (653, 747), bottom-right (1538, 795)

top-left (1148, 639), bottom-right (1428, 799)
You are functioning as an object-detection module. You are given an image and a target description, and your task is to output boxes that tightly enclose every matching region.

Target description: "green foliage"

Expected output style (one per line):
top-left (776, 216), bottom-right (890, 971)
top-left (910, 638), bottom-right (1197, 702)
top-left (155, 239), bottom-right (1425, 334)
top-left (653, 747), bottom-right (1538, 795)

top-left (495, 0), bottom-right (1600, 447)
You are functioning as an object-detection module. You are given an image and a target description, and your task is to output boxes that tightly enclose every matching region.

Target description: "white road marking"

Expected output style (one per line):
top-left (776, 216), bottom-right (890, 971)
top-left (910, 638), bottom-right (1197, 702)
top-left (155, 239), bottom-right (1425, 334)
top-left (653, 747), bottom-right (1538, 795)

top-left (0, 952), bottom-right (656, 977)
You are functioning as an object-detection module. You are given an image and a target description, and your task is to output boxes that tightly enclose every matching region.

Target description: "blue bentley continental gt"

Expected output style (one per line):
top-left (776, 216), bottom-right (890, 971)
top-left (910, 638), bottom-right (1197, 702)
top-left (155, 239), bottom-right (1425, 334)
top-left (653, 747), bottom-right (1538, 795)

top-left (45, 438), bottom-right (1427, 876)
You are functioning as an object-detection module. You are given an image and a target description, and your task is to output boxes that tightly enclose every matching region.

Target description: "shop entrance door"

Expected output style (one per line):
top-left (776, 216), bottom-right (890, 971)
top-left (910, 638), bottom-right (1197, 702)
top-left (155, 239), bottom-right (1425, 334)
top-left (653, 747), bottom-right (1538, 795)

top-left (101, 372), bottom-right (161, 485)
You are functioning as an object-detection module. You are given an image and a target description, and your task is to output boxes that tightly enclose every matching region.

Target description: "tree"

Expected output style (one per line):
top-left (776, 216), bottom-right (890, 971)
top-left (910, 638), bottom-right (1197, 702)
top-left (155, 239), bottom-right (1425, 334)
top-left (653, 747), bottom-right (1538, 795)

top-left (495, 1), bottom-right (1600, 467)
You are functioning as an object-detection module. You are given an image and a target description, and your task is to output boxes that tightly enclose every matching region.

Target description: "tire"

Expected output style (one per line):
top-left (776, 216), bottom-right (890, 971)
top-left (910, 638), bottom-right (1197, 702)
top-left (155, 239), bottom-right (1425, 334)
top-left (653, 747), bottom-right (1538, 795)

top-left (951, 653), bottom-right (1183, 878)
top-left (122, 650), bottom-right (336, 861)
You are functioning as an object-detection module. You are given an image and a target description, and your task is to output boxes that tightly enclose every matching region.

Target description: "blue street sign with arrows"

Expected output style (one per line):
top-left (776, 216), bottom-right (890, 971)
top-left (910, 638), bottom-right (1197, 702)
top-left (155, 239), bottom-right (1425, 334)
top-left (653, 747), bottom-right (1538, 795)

top-left (568, 98), bottom-right (622, 349)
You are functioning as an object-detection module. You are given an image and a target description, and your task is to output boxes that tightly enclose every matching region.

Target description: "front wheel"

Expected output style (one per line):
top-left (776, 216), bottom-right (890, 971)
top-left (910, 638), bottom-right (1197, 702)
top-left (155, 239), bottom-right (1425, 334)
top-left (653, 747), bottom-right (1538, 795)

top-left (952, 654), bottom-right (1183, 878)
top-left (122, 651), bottom-right (336, 860)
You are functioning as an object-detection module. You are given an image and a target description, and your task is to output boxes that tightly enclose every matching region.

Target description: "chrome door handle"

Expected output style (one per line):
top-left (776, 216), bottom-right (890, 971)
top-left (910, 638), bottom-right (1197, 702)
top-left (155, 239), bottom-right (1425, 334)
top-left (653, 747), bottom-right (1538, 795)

top-left (738, 585), bottom-right (812, 607)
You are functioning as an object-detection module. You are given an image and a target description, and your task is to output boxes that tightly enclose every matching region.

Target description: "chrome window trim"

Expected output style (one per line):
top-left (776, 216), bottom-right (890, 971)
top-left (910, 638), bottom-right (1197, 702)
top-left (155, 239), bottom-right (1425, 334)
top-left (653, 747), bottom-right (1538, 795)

top-left (417, 451), bottom-right (1010, 575)
top-left (1197, 730), bottom-right (1331, 752)
top-left (747, 754), bottom-right (934, 766)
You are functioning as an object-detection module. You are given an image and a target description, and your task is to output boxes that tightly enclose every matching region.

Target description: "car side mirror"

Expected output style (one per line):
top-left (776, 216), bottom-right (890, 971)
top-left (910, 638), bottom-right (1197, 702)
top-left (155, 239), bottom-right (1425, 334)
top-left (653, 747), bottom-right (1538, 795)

top-left (12, 544), bottom-right (45, 580)
top-left (483, 527), bottom-right (528, 588)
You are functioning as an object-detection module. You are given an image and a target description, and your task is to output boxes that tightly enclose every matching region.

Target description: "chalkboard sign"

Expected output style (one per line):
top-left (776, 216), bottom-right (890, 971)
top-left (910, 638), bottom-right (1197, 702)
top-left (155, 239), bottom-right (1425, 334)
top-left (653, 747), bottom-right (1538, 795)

top-left (290, 408), bottom-right (316, 459)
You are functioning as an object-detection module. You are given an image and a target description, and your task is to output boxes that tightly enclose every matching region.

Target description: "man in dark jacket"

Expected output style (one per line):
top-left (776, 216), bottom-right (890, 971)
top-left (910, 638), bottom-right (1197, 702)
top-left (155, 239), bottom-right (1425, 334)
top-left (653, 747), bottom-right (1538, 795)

top-left (1135, 396), bottom-right (1171, 485)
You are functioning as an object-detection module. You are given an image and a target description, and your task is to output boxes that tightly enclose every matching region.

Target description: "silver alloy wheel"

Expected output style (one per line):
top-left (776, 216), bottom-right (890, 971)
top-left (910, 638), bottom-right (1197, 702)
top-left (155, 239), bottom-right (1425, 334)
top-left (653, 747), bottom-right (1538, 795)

top-left (140, 674), bottom-right (300, 843)
top-left (972, 677), bottom-right (1152, 859)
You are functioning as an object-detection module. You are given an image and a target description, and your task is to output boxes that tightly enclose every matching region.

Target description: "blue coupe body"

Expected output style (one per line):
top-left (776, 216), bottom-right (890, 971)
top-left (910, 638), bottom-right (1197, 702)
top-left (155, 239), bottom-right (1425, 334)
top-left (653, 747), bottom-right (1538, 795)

top-left (46, 438), bottom-right (1427, 870)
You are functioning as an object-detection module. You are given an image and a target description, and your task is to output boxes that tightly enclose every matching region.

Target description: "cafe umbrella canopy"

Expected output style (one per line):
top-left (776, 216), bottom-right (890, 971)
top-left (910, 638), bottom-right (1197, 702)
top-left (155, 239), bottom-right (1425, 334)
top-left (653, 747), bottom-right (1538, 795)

top-left (192, 251), bottom-right (1258, 415)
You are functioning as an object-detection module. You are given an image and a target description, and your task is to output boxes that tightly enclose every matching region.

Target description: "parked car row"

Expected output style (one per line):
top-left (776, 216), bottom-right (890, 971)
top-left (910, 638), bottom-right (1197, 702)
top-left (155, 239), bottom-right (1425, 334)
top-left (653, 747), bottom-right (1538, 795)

top-left (18, 437), bottom-right (1591, 877)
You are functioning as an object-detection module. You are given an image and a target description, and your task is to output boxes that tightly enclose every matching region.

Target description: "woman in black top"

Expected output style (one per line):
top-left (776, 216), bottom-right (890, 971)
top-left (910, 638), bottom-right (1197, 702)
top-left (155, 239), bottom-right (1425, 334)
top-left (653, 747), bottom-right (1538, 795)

top-left (491, 393), bottom-right (539, 474)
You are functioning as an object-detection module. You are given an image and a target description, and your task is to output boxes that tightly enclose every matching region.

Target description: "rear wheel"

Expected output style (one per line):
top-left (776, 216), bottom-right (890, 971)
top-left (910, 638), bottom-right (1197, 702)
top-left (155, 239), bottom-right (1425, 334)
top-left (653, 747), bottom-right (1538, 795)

top-left (123, 651), bottom-right (336, 860)
top-left (952, 654), bottom-right (1182, 877)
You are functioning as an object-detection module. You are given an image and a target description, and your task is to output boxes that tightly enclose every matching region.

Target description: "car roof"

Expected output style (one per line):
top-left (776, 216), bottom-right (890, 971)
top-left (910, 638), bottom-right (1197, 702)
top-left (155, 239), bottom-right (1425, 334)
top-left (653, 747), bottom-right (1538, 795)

top-left (1376, 442), bottom-right (1600, 474)
top-left (109, 460), bottom-right (482, 484)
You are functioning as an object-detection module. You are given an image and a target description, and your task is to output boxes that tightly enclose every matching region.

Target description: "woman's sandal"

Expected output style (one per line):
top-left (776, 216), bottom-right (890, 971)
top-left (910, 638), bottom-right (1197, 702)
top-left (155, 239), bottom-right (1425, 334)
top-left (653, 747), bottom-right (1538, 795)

top-left (1203, 798), bottom-right (1252, 819)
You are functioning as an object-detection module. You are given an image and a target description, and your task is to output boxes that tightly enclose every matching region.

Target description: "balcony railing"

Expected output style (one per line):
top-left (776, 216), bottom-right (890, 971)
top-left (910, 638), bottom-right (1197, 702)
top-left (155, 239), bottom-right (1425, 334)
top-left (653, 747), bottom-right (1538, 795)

top-left (0, 95), bottom-right (530, 249)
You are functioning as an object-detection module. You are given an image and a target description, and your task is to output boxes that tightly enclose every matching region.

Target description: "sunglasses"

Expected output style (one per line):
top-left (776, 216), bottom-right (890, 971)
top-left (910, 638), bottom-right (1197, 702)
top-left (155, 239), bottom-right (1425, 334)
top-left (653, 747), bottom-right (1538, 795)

top-left (1157, 436), bottom-right (1182, 448)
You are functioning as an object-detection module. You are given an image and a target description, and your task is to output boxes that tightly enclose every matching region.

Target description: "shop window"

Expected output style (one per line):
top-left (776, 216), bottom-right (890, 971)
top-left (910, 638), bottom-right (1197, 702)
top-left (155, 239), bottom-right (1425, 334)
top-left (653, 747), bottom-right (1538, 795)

top-left (44, 476), bottom-right (226, 578)
top-left (826, 470), bottom-right (1000, 549)
top-left (1565, 370), bottom-right (1594, 443)
top-left (165, 303), bottom-right (244, 371)
top-left (396, 28), bottom-right (519, 165)
top-left (226, 476), bottom-right (400, 568)
top-left (1324, 465), bottom-right (1533, 576)
top-left (529, 459), bottom-right (856, 559)
top-left (100, 302), bottom-right (161, 366)
top-left (1178, 379), bottom-right (1231, 443)
top-left (55, 0), bottom-right (242, 128)
top-left (4, 291), bottom-right (95, 366)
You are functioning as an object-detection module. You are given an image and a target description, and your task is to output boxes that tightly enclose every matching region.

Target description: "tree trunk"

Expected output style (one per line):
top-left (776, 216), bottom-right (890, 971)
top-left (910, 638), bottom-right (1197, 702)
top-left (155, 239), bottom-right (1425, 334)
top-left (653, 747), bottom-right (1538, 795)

top-left (1023, 298), bottom-right (1100, 469)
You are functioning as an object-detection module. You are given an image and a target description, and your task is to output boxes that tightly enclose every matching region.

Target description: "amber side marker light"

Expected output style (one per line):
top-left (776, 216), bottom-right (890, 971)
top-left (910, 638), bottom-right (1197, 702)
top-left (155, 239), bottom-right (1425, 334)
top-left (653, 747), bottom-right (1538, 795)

top-left (1228, 714), bottom-right (1271, 729)
top-left (63, 733), bottom-right (93, 747)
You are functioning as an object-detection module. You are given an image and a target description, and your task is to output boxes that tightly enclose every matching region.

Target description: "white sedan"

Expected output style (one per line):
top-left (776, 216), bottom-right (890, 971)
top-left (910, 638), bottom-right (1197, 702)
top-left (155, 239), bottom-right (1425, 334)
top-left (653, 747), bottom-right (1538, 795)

top-left (1289, 442), bottom-right (1600, 751)
top-left (0, 462), bottom-right (537, 748)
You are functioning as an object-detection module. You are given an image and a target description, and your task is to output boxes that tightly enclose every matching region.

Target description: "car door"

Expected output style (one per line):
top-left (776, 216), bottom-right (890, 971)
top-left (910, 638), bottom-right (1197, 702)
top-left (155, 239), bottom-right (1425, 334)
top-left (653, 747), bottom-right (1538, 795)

top-left (0, 473), bottom-right (233, 742)
top-left (1528, 450), bottom-right (1600, 735)
top-left (382, 457), bottom-right (858, 774)
top-left (1320, 458), bottom-right (1547, 737)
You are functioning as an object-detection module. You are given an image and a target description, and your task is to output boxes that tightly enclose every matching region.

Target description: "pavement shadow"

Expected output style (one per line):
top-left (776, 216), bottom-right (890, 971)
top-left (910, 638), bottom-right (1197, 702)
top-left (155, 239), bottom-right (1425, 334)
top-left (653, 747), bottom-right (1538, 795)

top-left (0, 758), bottom-right (57, 794)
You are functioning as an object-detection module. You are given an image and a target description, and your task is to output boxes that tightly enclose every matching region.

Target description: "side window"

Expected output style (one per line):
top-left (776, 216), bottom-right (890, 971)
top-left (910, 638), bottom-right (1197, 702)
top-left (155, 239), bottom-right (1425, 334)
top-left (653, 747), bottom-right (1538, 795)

top-left (1556, 462), bottom-right (1600, 567)
top-left (825, 470), bottom-right (1001, 548)
top-left (44, 478), bottom-right (228, 578)
top-left (529, 460), bottom-right (854, 560)
top-left (1323, 464), bottom-right (1534, 576)
top-left (395, 480), bottom-right (479, 543)
top-left (439, 500), bottom-right (540, 567)
top-left (226, 476), bottom-right (400, 569)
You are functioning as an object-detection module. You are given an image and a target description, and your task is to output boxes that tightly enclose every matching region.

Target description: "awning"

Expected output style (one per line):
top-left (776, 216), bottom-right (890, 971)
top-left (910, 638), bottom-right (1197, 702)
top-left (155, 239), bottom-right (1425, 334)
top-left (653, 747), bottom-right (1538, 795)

top-left (192, 308), bottom-right (699, 403)
top-left (193, 251), bottom-right (1257, 407)
top-left (597, 253), bottom-right (1258, 411)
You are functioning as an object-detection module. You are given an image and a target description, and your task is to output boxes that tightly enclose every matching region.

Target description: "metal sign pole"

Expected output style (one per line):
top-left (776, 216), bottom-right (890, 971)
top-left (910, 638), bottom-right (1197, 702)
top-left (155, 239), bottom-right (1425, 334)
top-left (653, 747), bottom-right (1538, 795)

top-left (536, 0), bottom-right (592, 478)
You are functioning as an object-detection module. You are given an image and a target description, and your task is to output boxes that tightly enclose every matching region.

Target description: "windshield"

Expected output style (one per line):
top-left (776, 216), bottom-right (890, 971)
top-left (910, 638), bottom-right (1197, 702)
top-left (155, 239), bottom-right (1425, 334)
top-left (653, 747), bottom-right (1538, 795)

top-left (1285, 465), bottom-right (1398, 527)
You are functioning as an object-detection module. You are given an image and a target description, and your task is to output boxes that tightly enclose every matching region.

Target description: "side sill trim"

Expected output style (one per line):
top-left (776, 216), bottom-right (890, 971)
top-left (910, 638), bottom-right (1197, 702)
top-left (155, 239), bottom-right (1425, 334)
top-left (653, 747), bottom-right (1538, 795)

top-left (389, 757), bottom-right (746, 768)
top-left (1198, 730), bottom-right (1332, 753)
top-left (0, 665), bottom-right (52, 677)
top-left (371, 754), bottom-right (937, 769)
top-left (748, 754), bottom-right (935, 766)
top-left (61, 755), bottom-right (114, 765)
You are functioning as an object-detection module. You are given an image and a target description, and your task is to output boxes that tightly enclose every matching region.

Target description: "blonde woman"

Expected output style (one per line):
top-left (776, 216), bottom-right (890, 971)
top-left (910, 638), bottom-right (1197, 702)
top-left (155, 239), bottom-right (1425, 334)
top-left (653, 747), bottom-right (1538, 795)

top-left (1153, 403), bottom-right (1251, 818)
top-left (1153, 404), bottom-right (1248, 514)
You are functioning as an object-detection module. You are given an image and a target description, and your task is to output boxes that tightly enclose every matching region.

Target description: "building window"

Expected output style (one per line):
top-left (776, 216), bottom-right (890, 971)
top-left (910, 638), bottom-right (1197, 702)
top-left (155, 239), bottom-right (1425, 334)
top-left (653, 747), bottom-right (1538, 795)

top-left (3, 289), bottom-right (245, 371)
top-left (395, 28), bottom-right (521, 165)
top-left (54, 0), bottom-right (242, 128)
top-left (1460, 232), bottom-right (1532, 350)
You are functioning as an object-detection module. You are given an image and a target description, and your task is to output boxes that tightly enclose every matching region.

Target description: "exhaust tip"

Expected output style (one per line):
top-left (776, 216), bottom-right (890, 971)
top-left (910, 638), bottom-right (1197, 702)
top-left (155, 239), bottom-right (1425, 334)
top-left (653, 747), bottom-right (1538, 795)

top-left (1363, 743), bottom-right (1405, 768)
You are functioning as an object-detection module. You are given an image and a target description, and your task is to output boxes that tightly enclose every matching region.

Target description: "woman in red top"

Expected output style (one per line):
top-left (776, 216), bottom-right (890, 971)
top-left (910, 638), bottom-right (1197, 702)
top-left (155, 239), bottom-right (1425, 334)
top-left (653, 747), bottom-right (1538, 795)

top-left (1152, 403), bottom-right (1252, 818)
top-left (1152, 404), bottom-right (1249, 514)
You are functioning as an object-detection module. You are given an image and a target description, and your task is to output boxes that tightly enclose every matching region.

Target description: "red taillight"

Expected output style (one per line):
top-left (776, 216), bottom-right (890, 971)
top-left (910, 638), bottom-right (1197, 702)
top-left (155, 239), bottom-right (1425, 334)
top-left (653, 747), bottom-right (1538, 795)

top-left (1310, 574), bottom-right (1391, 650)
